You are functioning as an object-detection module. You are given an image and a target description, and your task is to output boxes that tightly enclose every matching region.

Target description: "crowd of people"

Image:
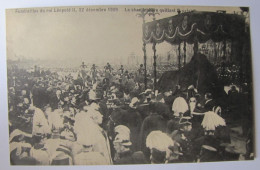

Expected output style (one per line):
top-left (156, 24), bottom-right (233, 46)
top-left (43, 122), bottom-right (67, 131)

top-left (7, 61), bottom-right (253, 165)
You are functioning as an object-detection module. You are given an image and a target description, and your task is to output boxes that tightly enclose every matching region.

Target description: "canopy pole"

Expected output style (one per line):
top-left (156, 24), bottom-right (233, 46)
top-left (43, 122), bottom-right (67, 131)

top-left (152, 42), bottom-right (157, 90)
top-left (137, 8), bottom-right (149, 90)
top-left (220, 40), bottom-right (227, 79)
top-left (193, 36), bottom-right (198, 55)
top-left (183, 41), bottom-right (186, 65)
top-left (214, 42), bottom-right (218, 63)
top-left (223, 39), bottom-right (227, 61)
top-left (178, 42), bottom-right (181, 70)
top-left (230, 41), bottom-right (233, 63)
top-left (143, 42), bottom-right (147, 89)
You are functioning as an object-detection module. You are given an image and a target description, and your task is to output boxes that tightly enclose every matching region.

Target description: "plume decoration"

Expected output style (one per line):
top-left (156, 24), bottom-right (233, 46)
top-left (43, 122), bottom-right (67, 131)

top-left (146, 131), bottom-right (174, 152)
top-left (201, 111), bottom-right (226, 131)
top-left (172, 97), bottom-right (189, 116)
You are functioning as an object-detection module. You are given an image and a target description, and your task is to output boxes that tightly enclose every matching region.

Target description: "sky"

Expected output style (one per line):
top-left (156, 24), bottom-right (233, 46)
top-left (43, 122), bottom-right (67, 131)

top-left (6, 5), bottom-right (242, 68)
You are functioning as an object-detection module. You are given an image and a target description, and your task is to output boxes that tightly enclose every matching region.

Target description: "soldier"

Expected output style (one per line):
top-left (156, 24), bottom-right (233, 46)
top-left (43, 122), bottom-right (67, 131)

top-left (104, 62), bottom-right (113, 73)
top-left (171, 117), bottom-right (194, 162)
top-left (119, 65), bottom-right (124, 74)
top-left (138, 64), bottom-right (144, 75)
top-left (80, 62), bottom-right (87, 70)
top-left (90, 64), bottom-right (97, 84)
top-left (146, 131), bottom-right (174, 164)
top-left (140, 102), bottom-right (167, 160)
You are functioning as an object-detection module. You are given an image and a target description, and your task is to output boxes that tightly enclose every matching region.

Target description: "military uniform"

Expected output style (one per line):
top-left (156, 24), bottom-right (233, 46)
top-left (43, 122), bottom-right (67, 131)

top-left (171, 130), bottom-right (194, 162)
top-left (114, 151), bottom-right (147, 164)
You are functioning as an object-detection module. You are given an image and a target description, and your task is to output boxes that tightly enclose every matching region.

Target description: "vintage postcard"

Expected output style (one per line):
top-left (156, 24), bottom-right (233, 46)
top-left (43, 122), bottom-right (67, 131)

top-left (6, 5), bottom-right (254, 165)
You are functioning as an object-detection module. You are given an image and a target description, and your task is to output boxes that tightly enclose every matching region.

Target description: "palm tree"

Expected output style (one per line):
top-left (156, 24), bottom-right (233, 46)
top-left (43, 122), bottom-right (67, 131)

top-left (136, 8), bottom-right (149, 23)
top-left (148, 8), bottom-right (160, 21)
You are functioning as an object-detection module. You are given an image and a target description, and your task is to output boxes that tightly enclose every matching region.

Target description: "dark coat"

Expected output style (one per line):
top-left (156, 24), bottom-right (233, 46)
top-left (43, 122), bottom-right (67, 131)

top-left (171, 130), bottom-right (194, 162)
top-left (166, 117), bottom-right (180, 134)
top-left (204, 99), bottom-right (216, 112)
top-left (49, 94), bottom-right (61, 110)
top-left (164, 95), bottom-right (175, 111)
top-left (136, 104), bottom-right (150, 121)
top-left (122, 107), bottom-right (143, 152)
top-left (114, 151), bottom-right (147, 165)
top-left (194, 135), bottom-right (222, 162)
top-left (140, 113), bottom-right (167, 159)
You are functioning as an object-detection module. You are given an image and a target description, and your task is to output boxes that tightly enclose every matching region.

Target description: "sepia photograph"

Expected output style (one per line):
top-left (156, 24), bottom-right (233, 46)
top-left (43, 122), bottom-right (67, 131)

top-left (6, 5), bottom-right (254, 165)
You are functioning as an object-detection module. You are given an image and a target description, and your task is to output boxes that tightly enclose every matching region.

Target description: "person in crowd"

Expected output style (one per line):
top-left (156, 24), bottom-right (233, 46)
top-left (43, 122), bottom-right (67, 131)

top-left (119, 65), bottom-right (124, 75)
top-left (121, 97), bottom-right (142, 152)
top-left (172, 84), bottom-right (185, 99)
top-left (137, 64), bottom-right (143, 75)
top-left (163, 90), bottom-right (174, 110)
top-left (170, 116), bottom-right (194, 162)
top-left (73, 144), bottom-right (107, 165)
top-left (104, 62), bottom-right (113, 73)
top-left (30, 105), bottom-right (51, 137)
top-left (30, 134), bottom-right (50, 165)
top-left (113, 125), bottom-right (147, 164)
top-left (90, 64), bottom-right (98, 84)
top-left (9, 129), bottom-right (33, 165)
top-left (194, 111), bottom-right (226, 162)
top-left (187, 85), bottom-right (198, 100)
top-left (204, 93), bottom-right (216, 112)
top-left (146, 131), bottom-right (174, 164)
top-left (140, 102), bottom-right (167, 160)
top-left (172, 96), bottom-right (189, 118)
top-left (75, 105), bottom-right (112, 164)
top-left (7, 60), bottom-right (252, 165)
top-left (49, 89), bottom-right (62, 110)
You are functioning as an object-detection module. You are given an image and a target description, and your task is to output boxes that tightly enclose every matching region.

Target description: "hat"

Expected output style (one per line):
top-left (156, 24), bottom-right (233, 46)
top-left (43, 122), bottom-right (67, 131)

top-left (145, 89), bottom-right (152, 95)
top-left (179, 116), bottom-right (192, 125)
top-left (114, 125), bottom-right (130, 138)
top-left (202, 145), bottom-right (217, 152)
top-left (129, 97), bottom-right (139, 108)
top-left (188, 85), bottom-right (195, 90)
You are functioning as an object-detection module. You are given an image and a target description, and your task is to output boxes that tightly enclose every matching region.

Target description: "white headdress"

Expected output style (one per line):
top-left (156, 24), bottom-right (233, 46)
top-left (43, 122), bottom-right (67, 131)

top-left (201, 111), bottom-right (226, 131)
top-left (172, 97), bottom-right (189, 117)
top-left (114, 125), bottom-right (130, 139)
top-left (146, 131), bottom-right (174, 152)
